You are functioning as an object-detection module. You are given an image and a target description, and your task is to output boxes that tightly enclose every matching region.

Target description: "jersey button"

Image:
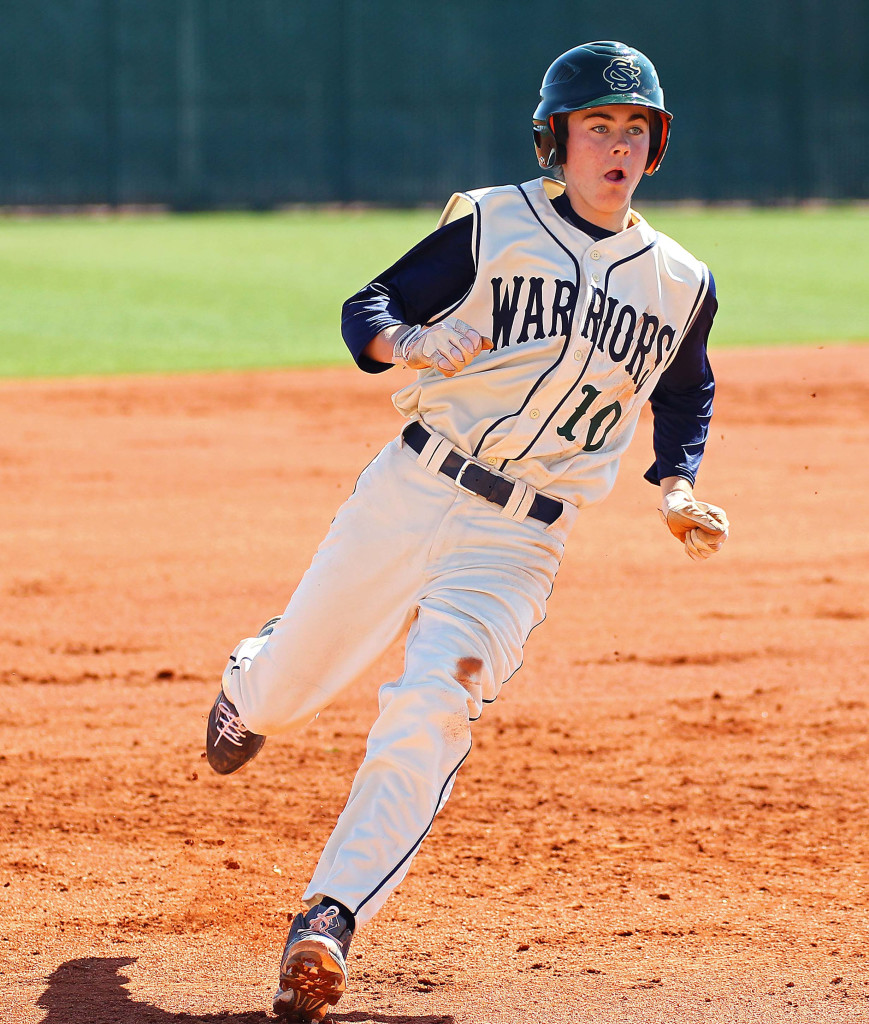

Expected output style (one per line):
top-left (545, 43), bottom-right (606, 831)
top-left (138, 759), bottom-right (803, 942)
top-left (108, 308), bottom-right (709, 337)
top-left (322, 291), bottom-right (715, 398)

top-left (573, 350), bottom-right (582, 361)
top-left (590, 250), bottom-right (601, 260)
top-left (592, 272), bottom-right (600, 282)
top-left (529, 409), bottom-right (540, 419)
top-left (487, 457), bottom-right (497, 465)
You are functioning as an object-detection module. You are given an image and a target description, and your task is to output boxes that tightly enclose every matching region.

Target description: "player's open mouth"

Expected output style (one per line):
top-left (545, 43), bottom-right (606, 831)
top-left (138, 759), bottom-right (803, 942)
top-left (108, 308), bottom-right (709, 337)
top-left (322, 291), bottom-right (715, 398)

top-left (605, 169), bottom-right (626, 182)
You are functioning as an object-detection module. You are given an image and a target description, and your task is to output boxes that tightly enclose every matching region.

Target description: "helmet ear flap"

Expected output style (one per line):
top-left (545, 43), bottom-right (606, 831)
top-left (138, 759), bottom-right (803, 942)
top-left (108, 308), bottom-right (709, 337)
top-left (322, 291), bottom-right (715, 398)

top-left (532, 114), bottom-right (569, 169)
top-left (551, 114), bottom-right (568, 166)
top-left (532, 121), bottom-right (557, 168)
top-left (645, 111), bottom-right (671, 174)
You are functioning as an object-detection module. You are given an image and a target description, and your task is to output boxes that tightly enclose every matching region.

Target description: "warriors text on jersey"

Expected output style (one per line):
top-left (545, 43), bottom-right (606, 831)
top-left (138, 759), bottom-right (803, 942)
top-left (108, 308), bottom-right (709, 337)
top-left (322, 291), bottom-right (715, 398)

top-left (342, 176), bottom-right (717, 508)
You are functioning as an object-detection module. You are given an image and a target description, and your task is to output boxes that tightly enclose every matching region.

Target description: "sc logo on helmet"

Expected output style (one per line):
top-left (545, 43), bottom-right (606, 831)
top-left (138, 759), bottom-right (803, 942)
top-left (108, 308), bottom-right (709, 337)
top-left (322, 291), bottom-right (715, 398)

top-left (603, 57), bottom-right (642, 92)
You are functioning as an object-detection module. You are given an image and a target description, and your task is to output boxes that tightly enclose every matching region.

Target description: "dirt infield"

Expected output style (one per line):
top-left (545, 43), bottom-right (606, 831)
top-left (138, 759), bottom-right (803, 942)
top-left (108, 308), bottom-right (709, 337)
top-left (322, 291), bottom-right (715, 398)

top-left (1, 346), bottom-right (867, 1024)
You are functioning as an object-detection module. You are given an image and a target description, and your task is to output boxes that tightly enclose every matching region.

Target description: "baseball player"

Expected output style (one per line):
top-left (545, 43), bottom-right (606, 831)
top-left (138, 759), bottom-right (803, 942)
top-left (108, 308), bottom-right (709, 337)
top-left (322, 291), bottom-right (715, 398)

top-left (205, 40), bottom-right (729, 1021)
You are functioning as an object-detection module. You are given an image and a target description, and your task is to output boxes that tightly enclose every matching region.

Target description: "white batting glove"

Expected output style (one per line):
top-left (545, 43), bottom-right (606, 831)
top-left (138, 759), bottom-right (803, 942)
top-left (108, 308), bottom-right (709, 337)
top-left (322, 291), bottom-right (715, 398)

top-left (392, 318), bottom-right (493, 377)
top-left (660, 490), bottom-right (730, 562)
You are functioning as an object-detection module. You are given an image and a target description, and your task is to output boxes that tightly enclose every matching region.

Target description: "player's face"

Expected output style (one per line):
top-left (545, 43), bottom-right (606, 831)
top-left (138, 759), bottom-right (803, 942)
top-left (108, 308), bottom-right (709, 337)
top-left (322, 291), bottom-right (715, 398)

top-left (562, 105), bottom-right (651, 232)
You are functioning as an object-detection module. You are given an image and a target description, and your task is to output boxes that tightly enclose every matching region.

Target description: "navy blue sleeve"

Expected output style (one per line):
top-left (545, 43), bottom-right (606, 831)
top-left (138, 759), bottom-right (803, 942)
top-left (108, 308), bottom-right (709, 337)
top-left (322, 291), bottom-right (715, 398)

top-left (644, 275), bottom-right (718, 486)
top-left (341, 214), bottom-right (476, 373)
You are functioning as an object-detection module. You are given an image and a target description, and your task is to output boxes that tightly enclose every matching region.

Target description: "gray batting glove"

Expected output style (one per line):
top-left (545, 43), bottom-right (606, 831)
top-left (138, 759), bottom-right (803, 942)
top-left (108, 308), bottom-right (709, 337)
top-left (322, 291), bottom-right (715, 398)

top-left (393, 318), bottom-right (494, 377)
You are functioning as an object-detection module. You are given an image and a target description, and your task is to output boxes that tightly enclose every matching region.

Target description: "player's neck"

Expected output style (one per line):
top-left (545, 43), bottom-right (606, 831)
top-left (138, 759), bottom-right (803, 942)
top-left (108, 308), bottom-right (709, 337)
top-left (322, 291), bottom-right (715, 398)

top-left (563, 186), bottom-right (632, 234)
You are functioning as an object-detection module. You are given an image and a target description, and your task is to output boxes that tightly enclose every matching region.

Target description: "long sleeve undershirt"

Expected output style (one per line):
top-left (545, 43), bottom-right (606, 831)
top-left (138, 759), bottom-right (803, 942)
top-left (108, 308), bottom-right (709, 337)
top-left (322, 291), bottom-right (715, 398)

top-left (341, 193), bottom-right (717, 486)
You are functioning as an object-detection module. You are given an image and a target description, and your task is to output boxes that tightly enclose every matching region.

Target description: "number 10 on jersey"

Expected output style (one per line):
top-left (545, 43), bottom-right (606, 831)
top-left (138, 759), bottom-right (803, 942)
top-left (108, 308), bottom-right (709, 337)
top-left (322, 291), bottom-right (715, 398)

top-left (556, 383), bottom-right (623, 453)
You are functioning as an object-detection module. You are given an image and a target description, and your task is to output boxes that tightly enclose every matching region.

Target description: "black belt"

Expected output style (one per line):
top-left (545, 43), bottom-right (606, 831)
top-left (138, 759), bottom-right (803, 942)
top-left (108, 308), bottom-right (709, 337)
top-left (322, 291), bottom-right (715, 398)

top-left (402, 421), bottom-right (562, 526)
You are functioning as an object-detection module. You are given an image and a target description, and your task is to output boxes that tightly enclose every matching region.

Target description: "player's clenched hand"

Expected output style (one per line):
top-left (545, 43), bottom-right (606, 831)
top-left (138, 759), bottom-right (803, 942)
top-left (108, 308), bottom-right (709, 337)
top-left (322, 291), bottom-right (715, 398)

top-left (393, 318), bottom-right (494, 376)
top-left (660, 489), bottom-right (729, 562)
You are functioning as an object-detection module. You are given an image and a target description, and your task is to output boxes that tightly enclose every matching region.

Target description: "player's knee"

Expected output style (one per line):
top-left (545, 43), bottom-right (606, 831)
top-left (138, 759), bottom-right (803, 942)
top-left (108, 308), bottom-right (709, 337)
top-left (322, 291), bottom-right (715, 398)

top-left (450, 655), bottom-right (487, 718)
top-left (379, 672), bottom-right (479, 751)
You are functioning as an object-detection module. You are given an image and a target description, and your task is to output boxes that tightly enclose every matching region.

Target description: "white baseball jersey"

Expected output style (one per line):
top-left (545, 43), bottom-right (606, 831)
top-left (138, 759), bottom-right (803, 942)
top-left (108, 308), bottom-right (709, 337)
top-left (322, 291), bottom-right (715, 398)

top-left (393, 176), bottom-right (710, 509)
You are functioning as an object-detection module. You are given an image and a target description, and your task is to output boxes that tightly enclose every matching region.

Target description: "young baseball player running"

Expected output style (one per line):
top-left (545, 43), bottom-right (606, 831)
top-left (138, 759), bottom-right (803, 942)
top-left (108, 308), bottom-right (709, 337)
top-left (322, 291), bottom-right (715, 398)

top-left (206, 40), bottom-right (729, 1021)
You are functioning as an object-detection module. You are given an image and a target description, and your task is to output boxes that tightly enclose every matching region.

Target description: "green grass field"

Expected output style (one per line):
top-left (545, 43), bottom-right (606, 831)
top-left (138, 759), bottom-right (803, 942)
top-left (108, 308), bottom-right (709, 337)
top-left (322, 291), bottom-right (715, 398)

top-left (0, 206), bottom-right (865, 378)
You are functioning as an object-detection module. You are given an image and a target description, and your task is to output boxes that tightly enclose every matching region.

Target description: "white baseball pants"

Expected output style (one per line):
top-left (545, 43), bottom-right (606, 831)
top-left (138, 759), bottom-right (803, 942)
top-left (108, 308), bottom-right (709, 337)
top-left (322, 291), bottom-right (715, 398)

top-left (222, 432), bottom-right (575, 924)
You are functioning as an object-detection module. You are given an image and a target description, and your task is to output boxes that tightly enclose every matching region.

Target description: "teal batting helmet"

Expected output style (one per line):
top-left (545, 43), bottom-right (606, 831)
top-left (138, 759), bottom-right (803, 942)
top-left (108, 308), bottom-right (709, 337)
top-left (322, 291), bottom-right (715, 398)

top-left (532, 41), bottom-right (672, 175)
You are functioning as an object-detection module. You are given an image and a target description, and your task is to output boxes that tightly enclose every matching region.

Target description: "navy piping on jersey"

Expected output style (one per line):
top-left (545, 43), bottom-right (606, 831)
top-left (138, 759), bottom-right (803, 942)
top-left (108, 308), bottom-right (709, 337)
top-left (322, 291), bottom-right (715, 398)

top-left (353, 746), bottom-right (471, 916)
top-left (426, 203), bottom-right (482, 325)
top-left (602, 239), bottom-right (657, 291)
top-left (679, 266), bottom-right (710, 341)
top-left (510, 235), bottom-right (658, 464)
top-left (471, 183), bottom-right (581, 460)
top-left (652, 266), bottom-right (710, 382)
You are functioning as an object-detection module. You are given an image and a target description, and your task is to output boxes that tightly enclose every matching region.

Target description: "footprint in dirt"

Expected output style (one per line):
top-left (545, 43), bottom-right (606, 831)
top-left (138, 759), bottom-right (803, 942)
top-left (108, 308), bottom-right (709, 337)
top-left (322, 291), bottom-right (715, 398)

top-left (37, 957), bottom-right (455, 1024)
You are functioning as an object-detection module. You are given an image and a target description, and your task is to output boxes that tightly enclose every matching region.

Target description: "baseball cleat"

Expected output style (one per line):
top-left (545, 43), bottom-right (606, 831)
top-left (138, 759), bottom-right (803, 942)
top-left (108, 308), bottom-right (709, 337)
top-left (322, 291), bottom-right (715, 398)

top-left (205, 617), bottom-right (280, 775)
top-left (273, 902), bottom-right (354, 1021)
top-left (205, 692), bottom-right (265, 774)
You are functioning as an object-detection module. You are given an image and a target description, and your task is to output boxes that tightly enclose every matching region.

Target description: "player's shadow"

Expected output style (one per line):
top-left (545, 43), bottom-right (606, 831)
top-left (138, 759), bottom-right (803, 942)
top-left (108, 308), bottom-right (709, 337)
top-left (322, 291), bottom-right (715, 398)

top-left (38, 957), bottom-right (455, 1024)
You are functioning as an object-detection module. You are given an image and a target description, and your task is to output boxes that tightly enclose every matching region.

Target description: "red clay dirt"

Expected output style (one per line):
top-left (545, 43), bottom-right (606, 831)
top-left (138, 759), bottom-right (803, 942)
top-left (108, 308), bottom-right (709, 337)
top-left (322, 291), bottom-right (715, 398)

top-left (1, 345), bottom-right (867, 1024)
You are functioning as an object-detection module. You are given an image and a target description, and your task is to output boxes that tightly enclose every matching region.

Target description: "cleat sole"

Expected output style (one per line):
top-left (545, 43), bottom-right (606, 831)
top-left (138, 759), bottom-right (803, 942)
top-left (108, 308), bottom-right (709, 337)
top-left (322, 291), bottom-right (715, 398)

top-left (273, 938), bottom-right (347, 1022)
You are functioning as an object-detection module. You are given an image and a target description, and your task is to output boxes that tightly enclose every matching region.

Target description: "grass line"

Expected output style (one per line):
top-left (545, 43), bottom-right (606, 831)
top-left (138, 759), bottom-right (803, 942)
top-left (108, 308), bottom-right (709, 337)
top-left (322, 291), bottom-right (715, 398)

top-left (0, 207), bottom-right (864, 378)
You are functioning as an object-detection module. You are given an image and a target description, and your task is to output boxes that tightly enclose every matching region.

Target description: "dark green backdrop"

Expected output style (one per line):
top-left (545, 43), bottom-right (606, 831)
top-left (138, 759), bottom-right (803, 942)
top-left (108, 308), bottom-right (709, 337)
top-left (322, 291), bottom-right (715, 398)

top-left (0, 1), bottom-right (865, 207)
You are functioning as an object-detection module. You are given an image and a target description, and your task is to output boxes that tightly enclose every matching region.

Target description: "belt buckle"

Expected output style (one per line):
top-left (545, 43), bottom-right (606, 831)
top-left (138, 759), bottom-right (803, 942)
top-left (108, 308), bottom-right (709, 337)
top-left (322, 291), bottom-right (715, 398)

top-left (454, 458), bottom-right (479, 496)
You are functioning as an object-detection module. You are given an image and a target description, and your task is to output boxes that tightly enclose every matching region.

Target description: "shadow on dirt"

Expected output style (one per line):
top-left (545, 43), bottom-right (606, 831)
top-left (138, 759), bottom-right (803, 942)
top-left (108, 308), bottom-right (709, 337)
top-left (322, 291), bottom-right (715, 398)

top-left (37, 957), bottom-right (455, 1024)
top-left (334, 1016), bottom-right (455, 1024)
